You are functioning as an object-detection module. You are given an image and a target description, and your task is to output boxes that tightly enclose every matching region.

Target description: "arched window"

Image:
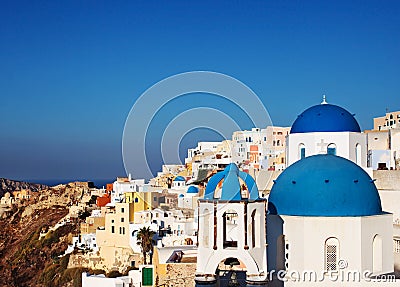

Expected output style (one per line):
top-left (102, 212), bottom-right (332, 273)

top-left (250, 209), bottom-right (260, 248)
top-left (355, 144), bottom-right (362, 165)
top-left (203, 208), bottom-right (210, 247)
top-left (327, 143), bottom-right (337, 155)
top-left (223, 210), bottom-right (238, 248)
top-left (298, 144), bottom-right (306, 160)
top-left (373, 234), bottom-right (383, 273)
top-left (325, 237), bottom-right (339, 271)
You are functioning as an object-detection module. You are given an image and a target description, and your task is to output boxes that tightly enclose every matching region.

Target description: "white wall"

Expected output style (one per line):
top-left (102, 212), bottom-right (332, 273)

top-left (267, 214), bottom-right (393, 281)
top-left (287, 132), bottom-right (367, 168)
top-left (378, 190), bottom-right (400, 224)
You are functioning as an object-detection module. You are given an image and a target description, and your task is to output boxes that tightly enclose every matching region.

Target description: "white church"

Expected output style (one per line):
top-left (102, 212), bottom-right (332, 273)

top-left (195, 99), bottom-right (399, 286)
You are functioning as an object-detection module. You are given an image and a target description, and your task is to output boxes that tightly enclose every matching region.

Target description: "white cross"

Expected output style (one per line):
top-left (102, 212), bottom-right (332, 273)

top-left (317, 139), bottom-right (329, 153)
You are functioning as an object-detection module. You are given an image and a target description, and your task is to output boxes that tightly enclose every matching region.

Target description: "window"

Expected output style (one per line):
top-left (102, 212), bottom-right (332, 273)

top-left (121, 208), bottom-right (125, 213)
top-left (373, 234), bottom-right (383, 273)
top-left (121, 218), bottom-right (124, 222)
top-left (394, 238), bottom-right (400, 253)
top-left (327, 143), bottom-right (337, 155)
top-left (355, 144), bottom-right (362, 165)
top-left (135, 197), bottom-right (139, 203)
top-left (325, 237), bottom-right (339, 271)
top-left (111, 226), bottom-right (115, 233)
top-left (250, 210), bottom-right (260, 248)
top-left (299, 144), bottom-right (306, 159)
top-left (223, 210), bottom-right (238, 248)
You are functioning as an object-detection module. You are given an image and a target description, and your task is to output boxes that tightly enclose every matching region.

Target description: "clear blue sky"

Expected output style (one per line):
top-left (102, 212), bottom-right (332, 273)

top-left (1, 0), bottom-right (399, 182)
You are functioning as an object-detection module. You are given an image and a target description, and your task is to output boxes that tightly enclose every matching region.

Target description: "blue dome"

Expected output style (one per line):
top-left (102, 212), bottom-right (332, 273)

top-left (268, 155), bottom-right (382, 217)
top-left (174, 176), bottom-right (185, 182)
top-left (187, 186), bottom-right (199, 194)
top-left (290, 103), bottom-right (361, 134)
top-left (179, 194), bottom-right (184, 198)
top-left (204, 163), bottom-right (259, 201)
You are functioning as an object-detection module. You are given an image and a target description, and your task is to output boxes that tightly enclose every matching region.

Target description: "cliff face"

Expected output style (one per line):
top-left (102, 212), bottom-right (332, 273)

top-left (0, 181), bottom-right (90, 287)
top-left (0, 178), bottom-right (48, 197)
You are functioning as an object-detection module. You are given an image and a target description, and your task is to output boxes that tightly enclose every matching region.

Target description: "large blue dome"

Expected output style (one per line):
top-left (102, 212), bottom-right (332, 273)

top-left (290, 103), bottom-right (361, 134)
top-left (268, 155), bottom-right (382, 217)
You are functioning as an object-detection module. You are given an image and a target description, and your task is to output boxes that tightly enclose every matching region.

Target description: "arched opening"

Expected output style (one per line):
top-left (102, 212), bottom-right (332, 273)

top-left (202, 208), bottom-right (210, 248)
top-left (214, 258), bottom-right (247, 287)
top-left (356, 144), bottom-right (362, 165)
top-left (298, 143), bottom-right (306, 160)
top-left (325, 237), bottom-right (339, 271)
top-left (372, 234), bottom-right (383, 274)
top-left (327, 143), bottom-right (337, 155)
top-left (223, 210), bottom-right (238, 248)
top-left (250, 209), bottom-right (261, 248)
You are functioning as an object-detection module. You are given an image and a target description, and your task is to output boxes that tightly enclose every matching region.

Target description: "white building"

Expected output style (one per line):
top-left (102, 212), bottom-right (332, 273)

top-left (268, 154), bottom-right (395, 286)
top-left (112, 176), bottom-right (145, 203)
top-left (286, 97), bottom-right (368, 170)
top-left (185, 141), bottom-right (232, 179)
top-left (366, 128), bottom-right (400, 170)
top-left (177, 186), bottom-right (199, 210)
top-left (82, 266), bottom-right (154, 287)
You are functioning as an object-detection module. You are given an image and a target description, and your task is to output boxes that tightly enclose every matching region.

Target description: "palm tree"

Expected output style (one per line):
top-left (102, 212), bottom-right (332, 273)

top-left (136, 227), bottom-right (155, 264)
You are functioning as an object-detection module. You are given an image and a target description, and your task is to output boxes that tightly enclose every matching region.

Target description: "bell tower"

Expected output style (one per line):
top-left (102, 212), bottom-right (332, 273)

top-left (195, 163), bottom-right (268, 285)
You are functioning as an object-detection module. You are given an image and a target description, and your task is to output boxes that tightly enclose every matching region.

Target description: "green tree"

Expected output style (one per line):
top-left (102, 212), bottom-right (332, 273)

top-left (136, 227), bottom-right (155, 264)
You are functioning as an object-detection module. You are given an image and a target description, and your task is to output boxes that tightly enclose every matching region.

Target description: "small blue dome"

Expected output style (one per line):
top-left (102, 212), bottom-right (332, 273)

top-left (187, 186), bottom-right (199, 194)
top-left (174, 176), bottom-right (185, 182)
top-left (268, 155), bottom-right (382, 217)
top-left (179, 194), bottom-right (184, 198)
top-left (290, 103), bottom-right (361, 134)
top-left (204, 163), bottom-right (259, 201)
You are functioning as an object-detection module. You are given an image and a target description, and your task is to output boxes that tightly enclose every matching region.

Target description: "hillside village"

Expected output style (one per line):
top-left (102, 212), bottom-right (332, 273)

top-left (1, 102), bottom-right (400, 287)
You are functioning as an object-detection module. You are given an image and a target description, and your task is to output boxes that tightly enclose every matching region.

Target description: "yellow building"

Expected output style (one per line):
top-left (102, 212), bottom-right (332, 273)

top-left (80, 215), bottom-right (105, 235)
top-left (125, 191), bottom-right (152, 212)
top-left (96, 202), bottom-right (138, 270)
top-left (374, 110), bottom-right (400, 130)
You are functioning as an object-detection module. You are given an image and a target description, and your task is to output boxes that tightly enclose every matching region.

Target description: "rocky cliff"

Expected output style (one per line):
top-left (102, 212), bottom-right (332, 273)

top-left (0, 178), bottom-right (48, 198)
top-left (0, 181), bottom-right (91, 287)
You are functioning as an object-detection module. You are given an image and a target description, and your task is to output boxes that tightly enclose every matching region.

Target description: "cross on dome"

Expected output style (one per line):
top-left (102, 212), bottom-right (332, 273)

top-left (321, 95), bottom-right (328, 104)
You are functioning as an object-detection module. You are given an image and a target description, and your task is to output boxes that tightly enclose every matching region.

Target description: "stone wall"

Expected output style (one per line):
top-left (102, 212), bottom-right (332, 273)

top-left (374, 170), bottom-right (400, 190)
top-left (68, 251), bottom-right (142, 273)
top-left (156, 263), bottom-right (196, 287)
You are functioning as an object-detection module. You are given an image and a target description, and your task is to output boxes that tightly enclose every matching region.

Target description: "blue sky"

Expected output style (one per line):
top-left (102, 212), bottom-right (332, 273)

top-left (1, 1), bottom-right (399, 182)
